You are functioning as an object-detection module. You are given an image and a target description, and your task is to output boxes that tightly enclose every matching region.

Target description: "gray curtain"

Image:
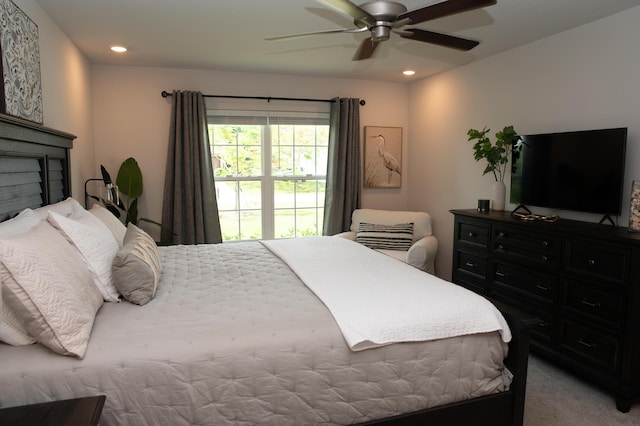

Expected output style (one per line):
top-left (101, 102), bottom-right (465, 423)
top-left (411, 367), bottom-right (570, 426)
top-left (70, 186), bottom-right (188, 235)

top-left (161, 90), bottom-right (222, 244)
top-left (323, 98), bottom-right (361, 235)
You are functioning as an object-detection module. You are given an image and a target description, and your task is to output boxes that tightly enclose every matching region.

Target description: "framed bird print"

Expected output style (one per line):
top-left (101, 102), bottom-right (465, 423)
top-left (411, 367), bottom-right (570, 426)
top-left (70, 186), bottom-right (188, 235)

top-left (364, 126), bottom-right (402, 188)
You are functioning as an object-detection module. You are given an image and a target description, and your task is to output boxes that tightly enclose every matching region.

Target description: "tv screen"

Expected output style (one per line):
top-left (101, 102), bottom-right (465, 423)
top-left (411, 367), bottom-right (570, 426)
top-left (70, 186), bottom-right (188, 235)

top-left (510, 127), bottom-right (627, 216)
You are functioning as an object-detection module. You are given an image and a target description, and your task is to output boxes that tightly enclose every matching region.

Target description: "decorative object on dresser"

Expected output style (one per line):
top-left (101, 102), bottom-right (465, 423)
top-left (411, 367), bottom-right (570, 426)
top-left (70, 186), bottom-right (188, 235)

top-left (467, 125), bottom-right (521, 211)
top-left (629, 180), bottom-right (640, 232)
top-left (0, 0), bottom-right (43, 123)
top-left (450, 209), bottom-right (640, 413)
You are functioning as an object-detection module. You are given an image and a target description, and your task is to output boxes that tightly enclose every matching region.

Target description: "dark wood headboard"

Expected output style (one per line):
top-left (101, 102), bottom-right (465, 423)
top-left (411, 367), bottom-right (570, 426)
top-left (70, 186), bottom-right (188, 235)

top-left (0, 114), bottom-right (76, 221)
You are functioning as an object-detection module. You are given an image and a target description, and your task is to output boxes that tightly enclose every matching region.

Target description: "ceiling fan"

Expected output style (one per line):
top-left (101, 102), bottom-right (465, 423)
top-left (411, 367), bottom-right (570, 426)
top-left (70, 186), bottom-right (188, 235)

top-left (266, 0), bottom-right (497, 60)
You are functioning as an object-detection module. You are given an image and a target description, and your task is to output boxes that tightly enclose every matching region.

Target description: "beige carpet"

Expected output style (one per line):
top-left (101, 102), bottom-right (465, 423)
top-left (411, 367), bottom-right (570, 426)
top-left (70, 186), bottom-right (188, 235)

top-left (524, 355), bottom-right (640, 425)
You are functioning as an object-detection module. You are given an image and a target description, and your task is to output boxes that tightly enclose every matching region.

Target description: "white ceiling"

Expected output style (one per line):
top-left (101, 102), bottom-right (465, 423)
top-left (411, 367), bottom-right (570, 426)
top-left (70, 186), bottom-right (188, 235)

top-left (36, 0), bottom-right (640, 82)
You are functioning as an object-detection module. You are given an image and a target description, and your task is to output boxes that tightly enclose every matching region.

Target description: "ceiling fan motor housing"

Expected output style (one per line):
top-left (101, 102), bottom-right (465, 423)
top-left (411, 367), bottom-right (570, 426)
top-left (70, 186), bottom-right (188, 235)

top-left (358, 1), bottom-right (408, 41)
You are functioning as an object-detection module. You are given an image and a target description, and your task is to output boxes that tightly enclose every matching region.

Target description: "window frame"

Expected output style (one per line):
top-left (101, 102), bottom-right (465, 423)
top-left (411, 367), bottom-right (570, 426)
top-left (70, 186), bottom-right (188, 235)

top-left (208, 108), bottom-right (330, 241)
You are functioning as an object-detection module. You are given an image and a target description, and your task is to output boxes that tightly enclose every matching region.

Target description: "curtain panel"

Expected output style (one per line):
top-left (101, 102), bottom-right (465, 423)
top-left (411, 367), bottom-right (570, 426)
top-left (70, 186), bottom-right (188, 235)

top-left (323, 98), bottom-right (361, 235)
top-left (161, 91), bottom-right (222, 244)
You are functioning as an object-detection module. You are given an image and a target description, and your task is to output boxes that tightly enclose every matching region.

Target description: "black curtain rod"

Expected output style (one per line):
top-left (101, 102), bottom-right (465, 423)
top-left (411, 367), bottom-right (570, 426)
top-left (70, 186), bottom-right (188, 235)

top-left (160, 90), bottom-right (365, 106)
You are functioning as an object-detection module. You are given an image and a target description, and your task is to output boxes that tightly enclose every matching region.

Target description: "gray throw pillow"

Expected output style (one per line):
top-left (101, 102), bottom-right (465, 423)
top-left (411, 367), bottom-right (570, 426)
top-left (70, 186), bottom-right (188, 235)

top-left (112, 223), bottom-right (161, 305)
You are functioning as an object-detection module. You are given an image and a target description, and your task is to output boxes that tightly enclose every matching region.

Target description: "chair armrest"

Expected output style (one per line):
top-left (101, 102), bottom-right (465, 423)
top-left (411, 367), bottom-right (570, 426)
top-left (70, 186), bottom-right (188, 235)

top-left (406, 235), bottom-right (438, 274)
top-left (333, 231), bottom-right (356, 240)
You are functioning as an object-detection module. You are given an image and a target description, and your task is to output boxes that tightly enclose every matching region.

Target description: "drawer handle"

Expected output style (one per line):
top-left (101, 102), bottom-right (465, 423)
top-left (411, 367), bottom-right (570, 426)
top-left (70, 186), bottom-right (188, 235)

top-left (496, 271), bottom-right (508, 278)
top-left (542, 241), bottom-right (549, 247)
top-left (465, 261), bottom-right (476, 268)
top-left (536, 284), bottom-right (550, 292)
top-left (538, 322), bottom-right (549, 328)
top-left (497, 245), bottom-right (506, 251)
top-left (498, 231), bottom-right (505, 238)
top-left (588, 259), bottom-right (598, 267)
top-left (468, 232), bottom-right (476, 238)
top-left (541, 255), bottom-right (550, 262)
top-left (578, 338), bottom-right (597, 350)
top-left (581, 298), bottom-right (601, 309)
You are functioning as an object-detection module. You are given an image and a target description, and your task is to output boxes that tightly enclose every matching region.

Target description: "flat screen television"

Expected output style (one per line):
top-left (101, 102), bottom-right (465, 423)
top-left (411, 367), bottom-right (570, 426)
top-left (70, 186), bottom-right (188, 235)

top-left (510, 127), bottom-right (627, 217)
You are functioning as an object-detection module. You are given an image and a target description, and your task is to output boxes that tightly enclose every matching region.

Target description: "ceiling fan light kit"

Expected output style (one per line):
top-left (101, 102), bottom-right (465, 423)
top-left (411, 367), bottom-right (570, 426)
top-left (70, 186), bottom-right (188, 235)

top-left (267, 0), bottom-right (497, 60)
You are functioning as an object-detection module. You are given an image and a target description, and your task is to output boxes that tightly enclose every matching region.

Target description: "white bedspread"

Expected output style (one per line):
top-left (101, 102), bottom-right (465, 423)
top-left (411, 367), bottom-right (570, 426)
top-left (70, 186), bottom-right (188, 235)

top-left (262, 237), bottom-right (511, 350)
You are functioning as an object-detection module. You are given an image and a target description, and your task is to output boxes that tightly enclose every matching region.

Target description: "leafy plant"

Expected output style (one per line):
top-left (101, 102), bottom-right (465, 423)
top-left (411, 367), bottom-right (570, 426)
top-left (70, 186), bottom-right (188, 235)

top-left (97, 157), bottom-right (163, 229)
top-left (467, 125), bottom-right (522, 182)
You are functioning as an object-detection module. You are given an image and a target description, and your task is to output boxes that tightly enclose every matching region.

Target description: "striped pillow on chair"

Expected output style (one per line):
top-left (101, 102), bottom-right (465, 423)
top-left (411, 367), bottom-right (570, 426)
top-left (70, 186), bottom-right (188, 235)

top-left (355, 222), bottom-right (414, 250)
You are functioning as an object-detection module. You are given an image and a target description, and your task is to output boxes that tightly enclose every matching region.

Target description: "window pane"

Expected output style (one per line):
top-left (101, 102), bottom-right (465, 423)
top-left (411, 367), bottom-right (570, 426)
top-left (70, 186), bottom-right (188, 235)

top-left (295, 180), bottom-right (318, 208)
top-left (294, 126), bottom-right (315, 146)
top-left (219, 210), bottom-right (240, 241)
top-left (274, 209), bottom-right (295, 239)
top-left (274, 180), bottom-right (294, 209)
top-left (238, 145), bottom-right (262, 176)
top-left (272, 146), bottom-right (293, 176)
top-left (240, 210), bottom-right (262, 240)
top-left (296, 208), bottom-right (320, 237)
top-left (215, 181), bottom-right (238, 210)
top-left (237, 125), bottom-right (261, 146)
top-left (316, 147), bottom-right (328, 176)
top-left (295, 146), bottom-right (316, 176)
top-left (239, 181), bottom-right (261, 209)
top-left (273, 124), bottom-right (293, 146)
top-left (213, 146), bottom-right (238, 176)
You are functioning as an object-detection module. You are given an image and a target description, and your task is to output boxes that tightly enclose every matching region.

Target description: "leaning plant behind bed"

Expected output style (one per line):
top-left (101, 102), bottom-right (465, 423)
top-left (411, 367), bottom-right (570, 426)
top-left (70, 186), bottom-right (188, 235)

top-left (96, 157), bottom-right (165, 230)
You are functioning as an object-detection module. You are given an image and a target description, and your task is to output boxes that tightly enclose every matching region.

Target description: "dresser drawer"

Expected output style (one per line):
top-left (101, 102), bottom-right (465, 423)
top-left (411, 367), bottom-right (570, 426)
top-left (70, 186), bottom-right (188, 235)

top-left (494, 225), bottom-right (560, 254)
top-left (456, 251), bottom-right (487, 278)
top-left (559, 319), bottom-right (621, 372)
top-left (563, 279), bottom-right (624, 328)
top-left (565, 240), bottom-right (630, 285)
top-left (457, 221), bottom-right (490, 249)
top-left (493, 262), bottom-right (556, 305)
top-left (493, 225), bottom-right (559, 269)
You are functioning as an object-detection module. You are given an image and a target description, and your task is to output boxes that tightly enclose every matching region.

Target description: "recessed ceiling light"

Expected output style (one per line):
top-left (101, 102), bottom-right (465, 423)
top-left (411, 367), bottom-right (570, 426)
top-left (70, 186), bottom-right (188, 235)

top-left (110, 46), bottom-right (127, 53)
top-left (403, 70), bottom-right (416, 76)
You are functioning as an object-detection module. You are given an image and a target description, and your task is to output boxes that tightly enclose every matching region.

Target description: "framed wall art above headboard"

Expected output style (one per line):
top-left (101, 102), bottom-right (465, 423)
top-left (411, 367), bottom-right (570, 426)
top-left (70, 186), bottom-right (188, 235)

top-left (0, 0), bottom-right (43, 124)
top-left (0, 114), bottom-right (76, 221)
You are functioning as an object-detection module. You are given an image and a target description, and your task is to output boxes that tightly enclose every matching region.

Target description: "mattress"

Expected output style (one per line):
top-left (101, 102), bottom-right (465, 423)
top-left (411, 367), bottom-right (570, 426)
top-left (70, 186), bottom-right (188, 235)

top-left (0, 242), bottom-right (511, 425)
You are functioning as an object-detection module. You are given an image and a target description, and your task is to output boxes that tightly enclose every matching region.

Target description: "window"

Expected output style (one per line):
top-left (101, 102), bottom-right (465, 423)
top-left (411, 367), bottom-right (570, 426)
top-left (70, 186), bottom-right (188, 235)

top-left (209, 110), bottom-right (329, 241)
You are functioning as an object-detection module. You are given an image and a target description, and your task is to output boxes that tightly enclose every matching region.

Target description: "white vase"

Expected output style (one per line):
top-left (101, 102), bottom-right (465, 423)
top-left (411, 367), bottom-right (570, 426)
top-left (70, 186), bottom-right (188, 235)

top-left (492, 181), bottom-right (506, 211)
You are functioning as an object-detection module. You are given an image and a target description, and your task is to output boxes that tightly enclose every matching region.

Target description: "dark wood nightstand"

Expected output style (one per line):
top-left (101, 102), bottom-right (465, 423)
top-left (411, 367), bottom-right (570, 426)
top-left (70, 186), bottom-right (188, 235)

top-left (0, 395), bottom-right (105, 426)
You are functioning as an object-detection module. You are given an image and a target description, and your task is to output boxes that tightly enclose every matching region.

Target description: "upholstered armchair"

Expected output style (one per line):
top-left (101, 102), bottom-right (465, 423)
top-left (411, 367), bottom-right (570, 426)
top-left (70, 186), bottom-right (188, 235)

top-left (335, 208), bottom-right (438, 274)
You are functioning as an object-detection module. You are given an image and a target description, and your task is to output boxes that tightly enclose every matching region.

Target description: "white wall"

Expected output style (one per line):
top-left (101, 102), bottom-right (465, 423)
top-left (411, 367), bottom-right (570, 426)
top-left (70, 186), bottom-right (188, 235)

top-left (14, 0), bottom-right (94, 199)
top-left (408, 6), bottom-right (640, 279)
top-left (91, 66), bottom-right (410, 238)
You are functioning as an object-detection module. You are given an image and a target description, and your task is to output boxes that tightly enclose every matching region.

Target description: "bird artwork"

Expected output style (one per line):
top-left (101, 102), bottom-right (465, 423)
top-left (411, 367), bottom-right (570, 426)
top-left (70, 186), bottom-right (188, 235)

top-left (373, 134), bottom-right (401, 185)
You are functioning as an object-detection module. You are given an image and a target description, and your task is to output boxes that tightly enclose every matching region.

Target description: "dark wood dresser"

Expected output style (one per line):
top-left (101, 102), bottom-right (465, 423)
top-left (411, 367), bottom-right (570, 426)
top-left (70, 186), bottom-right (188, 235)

top-left (450, 209), bottom-right (640, 412)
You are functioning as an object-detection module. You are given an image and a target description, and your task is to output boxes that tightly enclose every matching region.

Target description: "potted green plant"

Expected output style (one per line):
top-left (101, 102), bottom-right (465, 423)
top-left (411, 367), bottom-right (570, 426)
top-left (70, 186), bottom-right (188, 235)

top-left (98, 157), bottom-right (163, 229)
top-left (467, 125), bottom-right (521, 211)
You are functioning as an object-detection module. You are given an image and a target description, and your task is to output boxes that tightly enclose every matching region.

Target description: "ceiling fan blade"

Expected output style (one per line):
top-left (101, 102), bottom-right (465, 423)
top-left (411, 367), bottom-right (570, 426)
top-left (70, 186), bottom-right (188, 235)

top-left (401, 28), bottom-right (479, 51)
top-left (399, 0), bottom-right (496, 25)
top-left (353, 38), bottom-right (380, 61)
top-left (315, 0), bottom-right (377, 27)
top-left (266, 27), bottom-right (367, 41)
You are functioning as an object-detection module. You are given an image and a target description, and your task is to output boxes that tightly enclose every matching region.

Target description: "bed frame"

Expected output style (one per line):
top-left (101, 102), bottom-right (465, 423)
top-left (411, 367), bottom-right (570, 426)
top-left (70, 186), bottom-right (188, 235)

top-left (0, 114), bottom-right (536, 426)
top-left (0, 114), bottom-right (75, 221)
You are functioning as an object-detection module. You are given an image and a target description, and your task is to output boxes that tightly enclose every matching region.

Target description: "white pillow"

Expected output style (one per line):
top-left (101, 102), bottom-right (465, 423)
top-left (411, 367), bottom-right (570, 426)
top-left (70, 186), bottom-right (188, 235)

top-left (0, 280), bottom-right (36, 345)
top-left (48, 211), bottom-right (121, 302)
top-left (33, 197), bottom-right (86, 220)
top-left (0, 209), bottom-right (42, 238)
top-left (89, 204), bottom-right (127, 248)
top-left (0, 220), bottom-right (103, 358)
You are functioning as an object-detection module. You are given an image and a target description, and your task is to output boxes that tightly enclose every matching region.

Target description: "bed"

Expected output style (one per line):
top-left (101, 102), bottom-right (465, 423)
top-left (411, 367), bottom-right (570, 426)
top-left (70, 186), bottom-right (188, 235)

top-left (0, 114), bottom-right (536, 425)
